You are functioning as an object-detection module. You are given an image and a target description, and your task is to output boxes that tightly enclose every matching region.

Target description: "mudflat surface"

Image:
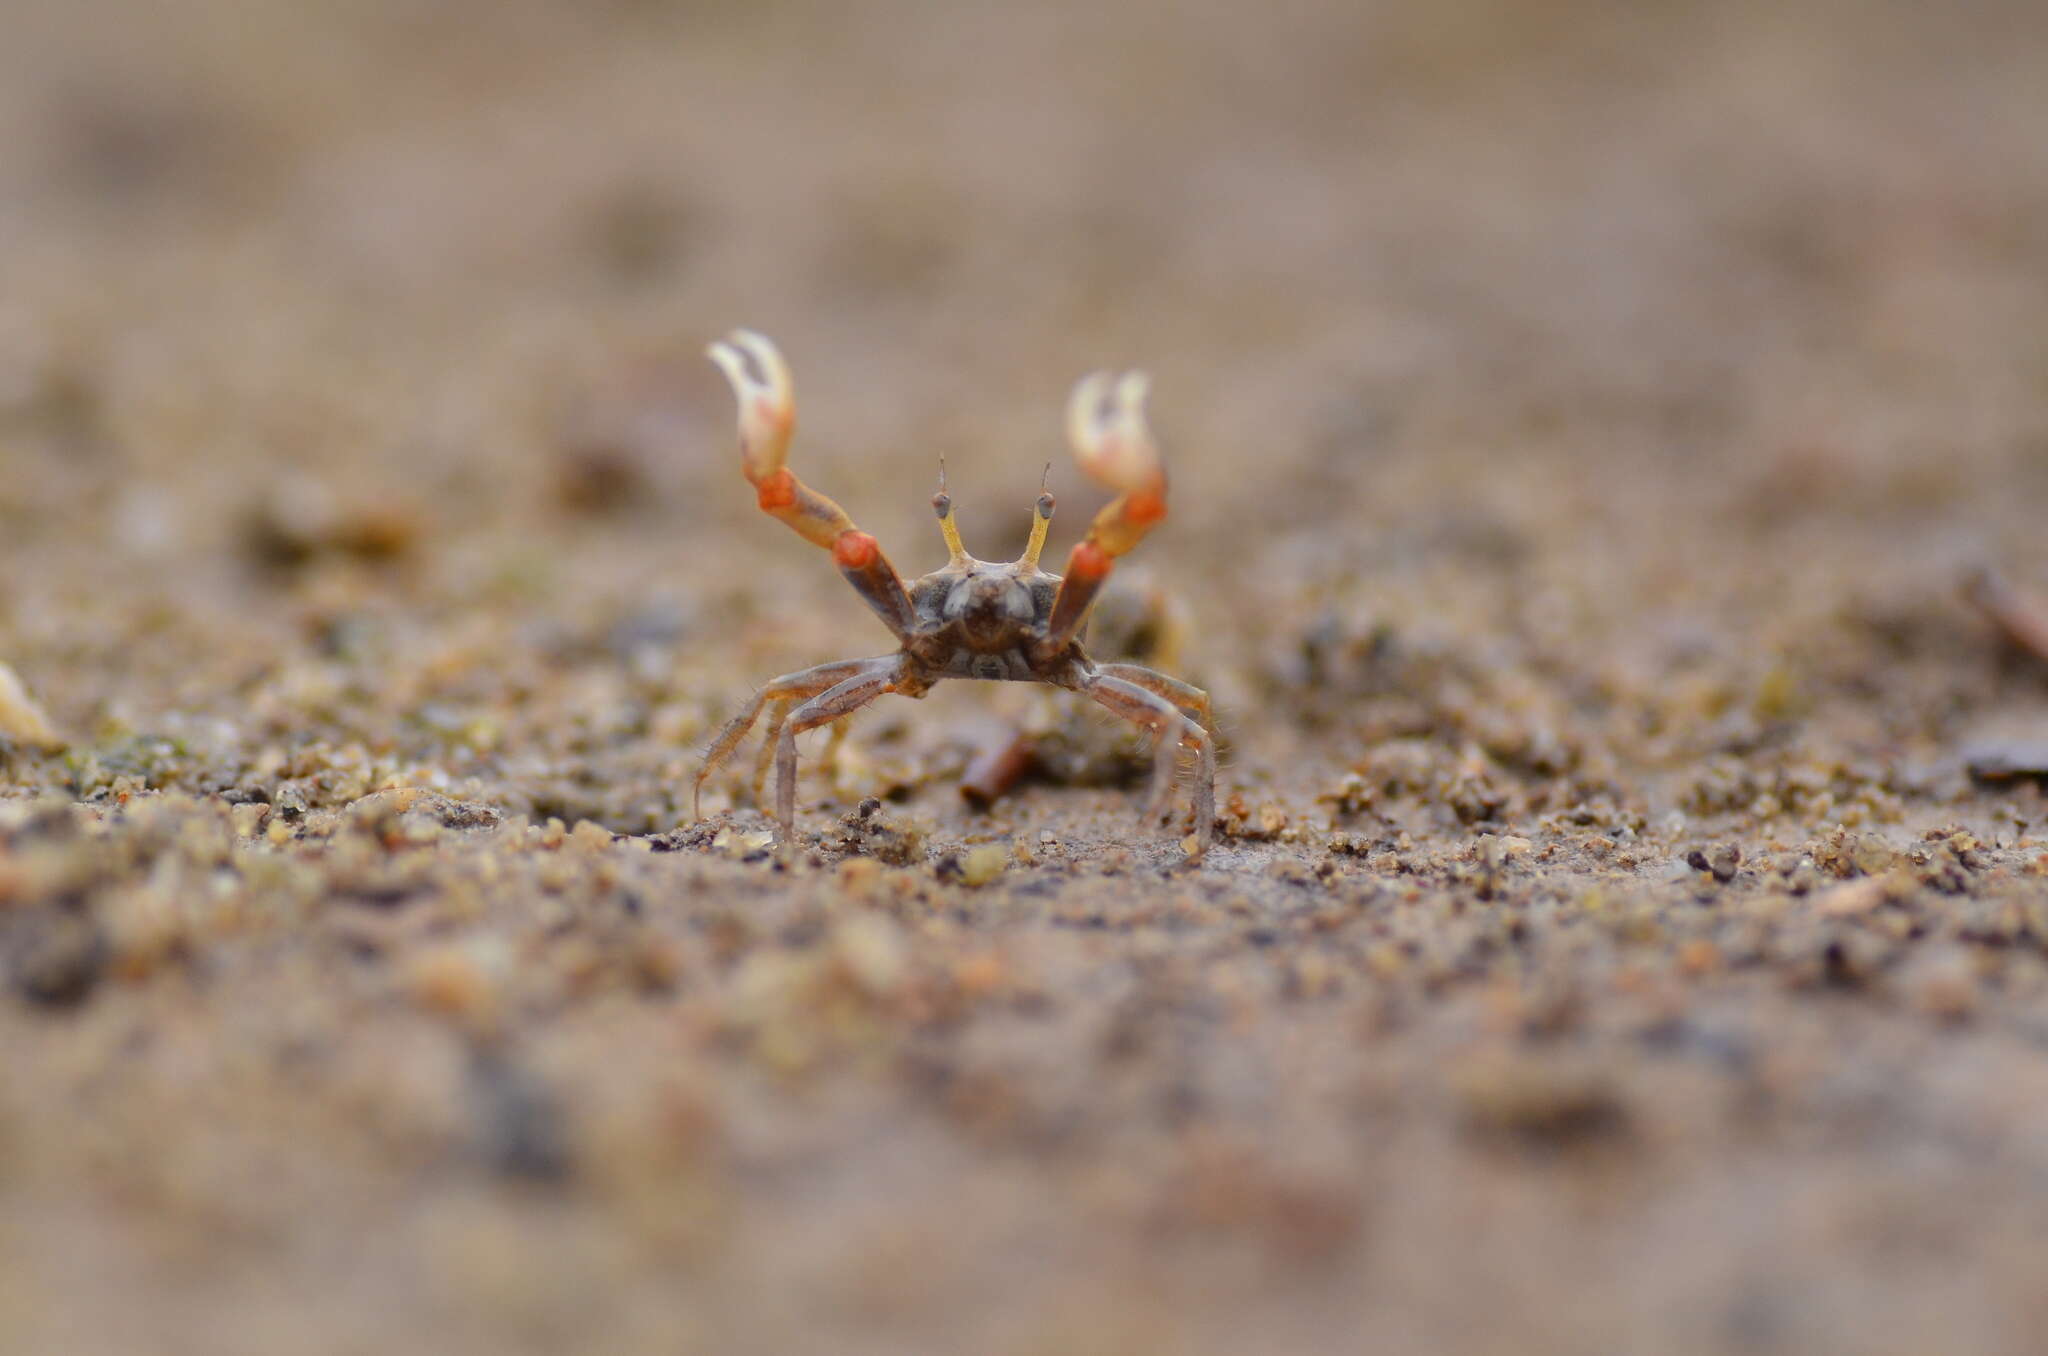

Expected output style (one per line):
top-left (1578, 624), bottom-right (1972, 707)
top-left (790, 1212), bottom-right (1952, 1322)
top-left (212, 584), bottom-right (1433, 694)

top-left (4, 2), bottom-right (2048, 1352)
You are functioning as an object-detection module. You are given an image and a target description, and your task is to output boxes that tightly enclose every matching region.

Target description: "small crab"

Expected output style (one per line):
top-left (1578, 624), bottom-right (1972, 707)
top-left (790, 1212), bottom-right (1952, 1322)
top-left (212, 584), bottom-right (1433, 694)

top-left (694, 330), bottom-right (1216, 859)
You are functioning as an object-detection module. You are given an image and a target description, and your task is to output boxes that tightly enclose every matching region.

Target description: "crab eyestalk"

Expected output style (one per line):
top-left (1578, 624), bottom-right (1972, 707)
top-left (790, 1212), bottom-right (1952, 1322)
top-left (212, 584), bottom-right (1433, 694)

top-left (1017, 490), bottom-right (1055, 571)
top-left (1042, 370), bottom-right (1169, 653)
top-left (931, 460), bottom-right (970, 566)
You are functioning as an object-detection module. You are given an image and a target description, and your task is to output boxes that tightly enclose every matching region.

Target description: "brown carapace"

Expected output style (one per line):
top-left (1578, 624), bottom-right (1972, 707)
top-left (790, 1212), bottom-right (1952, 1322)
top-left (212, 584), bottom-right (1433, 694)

top-left (695, 330), bottom-right (1215, 859)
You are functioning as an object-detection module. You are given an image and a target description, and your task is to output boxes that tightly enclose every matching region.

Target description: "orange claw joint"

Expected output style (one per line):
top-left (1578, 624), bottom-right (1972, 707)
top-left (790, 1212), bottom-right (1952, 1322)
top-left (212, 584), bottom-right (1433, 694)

top-left (707, 329), bottom-right (857, 551)
top-left (1041, 370), bottom-right (1168, 655)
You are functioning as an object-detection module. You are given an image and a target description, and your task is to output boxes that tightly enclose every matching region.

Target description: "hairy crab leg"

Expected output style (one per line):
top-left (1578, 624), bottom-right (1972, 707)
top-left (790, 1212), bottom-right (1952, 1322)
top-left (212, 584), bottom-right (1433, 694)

top-left (1040, 371), bottom-right (1171, 660)
top-left (1077, 671), bottom-right (1215, 858)
top-left (707, 330), bottom-right (916, 638)
top-left (774, 655), bottom-right (920, 837)
top-left (751, 705), bottom-right (852, 804)
top-left (1091, 662), bottom-right (1214, 737)
top-left (694, 655), bottom-right (898, 818)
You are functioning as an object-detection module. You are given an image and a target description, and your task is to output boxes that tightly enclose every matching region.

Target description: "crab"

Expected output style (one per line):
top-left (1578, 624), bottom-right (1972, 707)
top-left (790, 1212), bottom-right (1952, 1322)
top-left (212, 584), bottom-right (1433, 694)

top-left (694, 330), bottom-right (1216, 859)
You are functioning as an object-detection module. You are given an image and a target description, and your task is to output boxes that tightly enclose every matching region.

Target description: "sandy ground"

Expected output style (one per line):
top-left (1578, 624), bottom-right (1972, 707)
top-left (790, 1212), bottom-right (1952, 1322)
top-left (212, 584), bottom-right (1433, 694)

top-left (5, 1), bottom-right (2048, 1351)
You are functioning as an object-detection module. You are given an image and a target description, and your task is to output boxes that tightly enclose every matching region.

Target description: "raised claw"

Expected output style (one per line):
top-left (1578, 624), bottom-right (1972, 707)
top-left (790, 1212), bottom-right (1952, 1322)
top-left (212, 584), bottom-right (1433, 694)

top-left (706, 329), bottom-right (918, 637)
top-left (1065, 370), bottom-right (1167, 559)
top-left (1039, 368), bottom-right (1174, 656)
top-left (707, 328), bottom-right (796, 487)
top-left (1067, 372), bottom-right (1159, 492)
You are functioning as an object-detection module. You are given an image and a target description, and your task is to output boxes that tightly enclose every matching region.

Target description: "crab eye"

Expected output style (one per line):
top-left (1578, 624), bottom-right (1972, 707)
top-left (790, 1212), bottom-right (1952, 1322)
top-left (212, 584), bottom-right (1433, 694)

top-left (931, 492), bottom-right (952, 518)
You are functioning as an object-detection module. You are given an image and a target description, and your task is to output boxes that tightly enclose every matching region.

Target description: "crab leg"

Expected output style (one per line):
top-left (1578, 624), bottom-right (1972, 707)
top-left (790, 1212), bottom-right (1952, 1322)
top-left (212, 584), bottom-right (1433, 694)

top-left (1040, 371), bottom-right (1170, 658)
top-left (1092, 662), bottom-right (1213, 737)
top-left (773, 655), bottom-right (919, 836)
top-left (694, 655), bottom-right (896, 818)
top-left (1077, 670), bottom-right (1214, 856)
top-left (752, 704), bottom-right (855, 804)
top-left (707, 330), bottom-right (916, 638)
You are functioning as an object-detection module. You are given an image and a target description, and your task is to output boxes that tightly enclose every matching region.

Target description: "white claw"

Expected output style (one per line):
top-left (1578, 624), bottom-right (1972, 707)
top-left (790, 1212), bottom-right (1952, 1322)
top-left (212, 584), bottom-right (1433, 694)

top-left (708, 329), bottom-right (796, 483)
top-left (1065, 368), bottom-right (1161, 495)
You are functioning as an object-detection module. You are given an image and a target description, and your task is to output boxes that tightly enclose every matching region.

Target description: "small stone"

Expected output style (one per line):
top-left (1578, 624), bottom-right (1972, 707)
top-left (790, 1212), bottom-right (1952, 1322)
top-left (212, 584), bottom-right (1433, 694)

top-left (569, 820), bottom-right (614, 853)
top-left (0, 662), bottom-right (62, 751)
top-left (1686, 843), bottom-right (1741, 883)
top-left (1814, 874), bottom-right (1896, 917)
top-left (960, 844), bottom-right (1009, 887)
top-left (713, 826), bottom-right (775, 860)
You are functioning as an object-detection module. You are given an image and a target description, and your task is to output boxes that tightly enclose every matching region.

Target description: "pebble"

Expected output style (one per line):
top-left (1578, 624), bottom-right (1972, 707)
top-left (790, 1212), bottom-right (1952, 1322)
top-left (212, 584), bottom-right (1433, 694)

top-left (960, 844), bottom-right (1009, 887)
top-left (0, 662), bottom-right (62, 751)
top-left (1686, 843), bottom-right (1742, 883)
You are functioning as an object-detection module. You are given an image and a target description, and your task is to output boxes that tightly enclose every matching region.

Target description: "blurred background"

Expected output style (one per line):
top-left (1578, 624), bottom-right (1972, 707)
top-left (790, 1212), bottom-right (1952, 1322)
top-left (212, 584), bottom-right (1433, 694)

top-left (5, 1), bottom-right (2048, 1352)
top-left (4, 0), bottom-right (2048, 777)
top-left (3, 0), bottom-right (2048, 813)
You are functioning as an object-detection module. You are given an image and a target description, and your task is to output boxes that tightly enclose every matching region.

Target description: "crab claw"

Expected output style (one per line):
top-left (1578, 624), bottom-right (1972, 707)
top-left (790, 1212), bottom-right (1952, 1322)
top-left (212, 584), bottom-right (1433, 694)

top-left (1066, 370), bottom-right (1168, 559)
top-left (707, 328), bottom-right (862, 553)
top-left (704, 329), bottom-right (916, 637)
top-left (1039, 368), bottom-right (1174, 658)
top-left (707, 328), bottom-right (796, 487)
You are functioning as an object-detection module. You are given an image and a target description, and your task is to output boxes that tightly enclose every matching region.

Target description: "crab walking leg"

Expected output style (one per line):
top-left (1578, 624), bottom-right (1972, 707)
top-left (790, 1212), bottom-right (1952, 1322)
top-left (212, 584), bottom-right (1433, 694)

top-left (750, 701), bottom-right (861, 804)
top-left (750, 698), bottom-right (793, 802)
top-left (774, 656), bottom-right (918, 836)
top-left (708, 329), bottom-right (917, 638)
top-left (1042, 371), bottom-right (1170, 658)
top-left (757, 712), bottom-right (851, 807)
top-left (694, 656), bottom-right (898, 818)
top-left (1092, 662), bottom-right (1214, 737)
top-left (1078, 672), bottom-right (1215, 855)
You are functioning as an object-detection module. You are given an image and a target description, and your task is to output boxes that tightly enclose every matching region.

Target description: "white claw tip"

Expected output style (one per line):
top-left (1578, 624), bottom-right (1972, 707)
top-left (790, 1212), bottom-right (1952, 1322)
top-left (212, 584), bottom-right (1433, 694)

top-left (1065, 368), bottom-right (1161, 493)
top-left (708, 329), bottom-right (796, 480)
